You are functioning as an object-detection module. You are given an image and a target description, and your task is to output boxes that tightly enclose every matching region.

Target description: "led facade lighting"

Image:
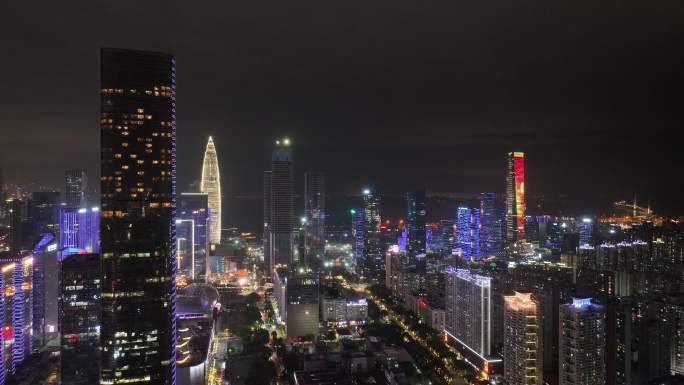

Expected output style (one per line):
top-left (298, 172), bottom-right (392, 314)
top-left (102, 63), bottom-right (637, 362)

top-left (506, 152), bottom-right (526, 243)
top-left (201, 136), bottom-right (221, 245)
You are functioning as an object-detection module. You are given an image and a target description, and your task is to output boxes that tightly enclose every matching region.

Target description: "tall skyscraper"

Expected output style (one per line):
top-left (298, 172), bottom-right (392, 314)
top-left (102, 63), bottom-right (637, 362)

top-left (177, 193), bottom-right (210, 282)
top-left (503, 292), bottom-right (543, 385)
top-left (506, 152), bottom-right (526, 243)
top-left (59, 252), bottom-right (101, 385)
top-left (263, 171), bottom-right (272, 271)
top-left (200, 136), bottom-right (221, 245)
top-left (456, 207), bottom-right (480, 260)
top-left (100, 48), bottom-right (176, 384)
top-left (480, 193), bottom-right (505, 256)
top-left (65, 169), bottom-right (88, 208)
top-left (406, 190), bottom-right (426, 265)
top-left (578, 217), bottom-right (593, 247)
top-left (304, 172), bottom-right (325, 261)
top-left (559, 298), bottom-right (605, 385)
top-left (445, 267), bottom-right (491, 358)
top-left (269, 138), bottom-right (294, 272)
top-left (362, 189), bottom-right (382, 281)
top-left (351, 208), bottom-right (364, 261)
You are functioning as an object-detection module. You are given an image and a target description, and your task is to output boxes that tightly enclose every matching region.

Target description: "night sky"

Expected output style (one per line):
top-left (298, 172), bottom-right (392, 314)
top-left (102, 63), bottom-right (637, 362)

top-left (1, 1), bottom-right (683, 230)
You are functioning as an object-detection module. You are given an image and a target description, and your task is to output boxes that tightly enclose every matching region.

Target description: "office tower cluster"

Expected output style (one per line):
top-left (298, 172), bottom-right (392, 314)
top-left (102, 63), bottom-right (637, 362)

top-left (263, 139), bottom-right (324, 339)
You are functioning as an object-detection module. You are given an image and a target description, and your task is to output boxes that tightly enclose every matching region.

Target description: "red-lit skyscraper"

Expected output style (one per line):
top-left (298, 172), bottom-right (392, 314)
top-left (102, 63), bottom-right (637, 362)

top-left (506, 152), bottom-right (526, 243)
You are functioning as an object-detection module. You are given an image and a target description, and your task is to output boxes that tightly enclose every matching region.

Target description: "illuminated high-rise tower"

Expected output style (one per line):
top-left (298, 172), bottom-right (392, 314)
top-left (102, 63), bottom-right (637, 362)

top-left (406, 190), bottom-right (426, 265)
top-left (269, 138), bottom-right (294, 272)
top-left (506, 152), bottom-right (526, 243)
top-left (201, 136), bottom-right (221, 245)
top-left (504, 292), bottom-right (543, 385)
top-left (362, 189), bottom-right (382, 281)
top-left (100, 48), bottom-right (176, 384)
top-left (559, 298), bottom-right (605, 385)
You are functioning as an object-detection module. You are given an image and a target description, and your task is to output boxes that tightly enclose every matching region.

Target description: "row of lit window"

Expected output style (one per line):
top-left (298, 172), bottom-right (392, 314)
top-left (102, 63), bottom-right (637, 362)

top-left (101, 291), bottom-right (145, 298)
top-left (101, 88), bottom-right (124, 94)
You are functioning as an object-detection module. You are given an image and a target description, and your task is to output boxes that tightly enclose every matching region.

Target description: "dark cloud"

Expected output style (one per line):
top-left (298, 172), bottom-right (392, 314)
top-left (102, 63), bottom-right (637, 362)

top-left (1, 0), bottom-right (683, 228)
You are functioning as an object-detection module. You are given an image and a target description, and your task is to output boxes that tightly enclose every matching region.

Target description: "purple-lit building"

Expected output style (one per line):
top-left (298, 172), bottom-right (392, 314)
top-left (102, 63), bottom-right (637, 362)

top-left (0, 254), bottom-right (33, 385)
top-left (456, 207), bottom-right (481, 261)
top-left (32, 233), bottom-right (59, 347)
top-left (59, 206), bottom-right (99, 253)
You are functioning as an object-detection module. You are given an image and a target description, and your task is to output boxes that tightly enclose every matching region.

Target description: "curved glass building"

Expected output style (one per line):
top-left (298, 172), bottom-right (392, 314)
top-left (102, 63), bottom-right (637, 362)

top-left (201, 136), bottom-right (221, 245)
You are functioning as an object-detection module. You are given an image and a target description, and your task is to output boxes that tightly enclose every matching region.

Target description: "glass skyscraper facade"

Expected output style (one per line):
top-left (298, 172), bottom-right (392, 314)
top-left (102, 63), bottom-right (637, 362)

top-left (479, 192), bottom-right (505, 257)
top-left (406, 190), bottom-right (426, 265)
top-left (100, 48), bottom-right (176, 384)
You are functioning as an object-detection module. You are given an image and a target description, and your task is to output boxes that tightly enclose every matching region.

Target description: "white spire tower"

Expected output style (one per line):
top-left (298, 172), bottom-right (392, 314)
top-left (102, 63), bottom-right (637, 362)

top-left (201, 136), bottom-right (222, 245)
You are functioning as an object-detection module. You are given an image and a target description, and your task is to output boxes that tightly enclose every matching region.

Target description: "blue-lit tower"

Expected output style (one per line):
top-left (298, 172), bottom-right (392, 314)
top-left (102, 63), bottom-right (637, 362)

top-left (456, 207), bottom-right (481, 261)
top-left (406, 190), bottom-right (427, 265)
top-left (177, 193), bottom-right (210, 282)
top-left (456, 207), bottom-right (472, 260)
top-left (579, 217), bottom-right (593, 247)
top-left (351, 208), bottom-right (365, 263)
top-left (479, 193), bottom-right (505, 257)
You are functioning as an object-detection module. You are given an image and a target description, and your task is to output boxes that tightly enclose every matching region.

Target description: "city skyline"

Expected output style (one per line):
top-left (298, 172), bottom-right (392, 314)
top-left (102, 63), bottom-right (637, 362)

top-left (0, 4), bottom-right (683, 385)
top-left (1, 1), bottom-right (683, 221)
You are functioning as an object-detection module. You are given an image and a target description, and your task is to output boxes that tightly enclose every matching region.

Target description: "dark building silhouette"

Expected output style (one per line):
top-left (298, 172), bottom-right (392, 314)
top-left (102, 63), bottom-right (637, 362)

top-left (65, 169), bottom-right (87, 208)
top-left (406, 190), bottom-right (426, 265)
top-left (268, 138), bottom-right (294, 272)
top-left (60, 252), bottom-right (101, 385)
top-left (304, 171), bottom-right (325, 262)
top-left (100, 48), bottom-right (176, 384)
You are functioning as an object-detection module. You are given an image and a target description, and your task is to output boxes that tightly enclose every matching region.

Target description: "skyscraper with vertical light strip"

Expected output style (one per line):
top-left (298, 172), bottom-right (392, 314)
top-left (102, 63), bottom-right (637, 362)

top-left (100, 48), bottom-right (176, 384)
top-left (506, 151), bottom-right (526, 243)
top-left (201, 136), bottom-right (221, 245)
